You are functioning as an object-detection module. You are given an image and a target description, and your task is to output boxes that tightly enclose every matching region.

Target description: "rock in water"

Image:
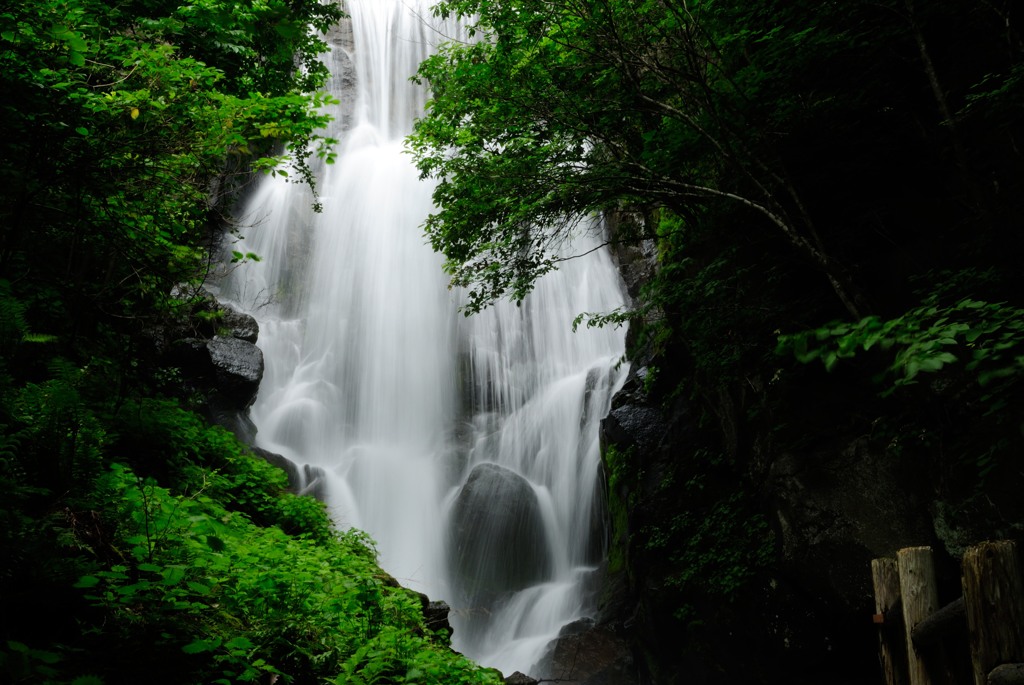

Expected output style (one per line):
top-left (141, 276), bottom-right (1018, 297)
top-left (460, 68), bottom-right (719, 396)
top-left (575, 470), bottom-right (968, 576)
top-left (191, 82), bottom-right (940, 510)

top-left (448, 463), bottom-right (552, 600)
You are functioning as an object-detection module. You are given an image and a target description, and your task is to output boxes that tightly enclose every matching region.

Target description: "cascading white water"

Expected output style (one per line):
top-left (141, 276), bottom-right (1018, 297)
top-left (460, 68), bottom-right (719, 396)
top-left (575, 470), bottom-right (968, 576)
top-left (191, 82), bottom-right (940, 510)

top-left (220, 0), bottom-right (629, 677)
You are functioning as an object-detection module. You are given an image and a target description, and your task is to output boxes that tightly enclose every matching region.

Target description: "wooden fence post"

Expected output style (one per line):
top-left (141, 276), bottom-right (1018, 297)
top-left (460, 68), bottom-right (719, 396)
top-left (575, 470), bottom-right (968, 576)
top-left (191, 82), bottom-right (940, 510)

top-left (899, 546), bottom-right (940, 685)
top-left (962, 540), bottom-right (1024, 685)
top-left (874, 556), bottom-right (909, 685)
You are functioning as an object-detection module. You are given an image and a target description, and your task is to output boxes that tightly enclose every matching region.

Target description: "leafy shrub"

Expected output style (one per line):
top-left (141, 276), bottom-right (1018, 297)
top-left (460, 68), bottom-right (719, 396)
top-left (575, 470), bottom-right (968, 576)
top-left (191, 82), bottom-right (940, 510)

top-left (67, 462), bottom-right (501, 685)
top-left (777, 297), bottom-right (1024, 390)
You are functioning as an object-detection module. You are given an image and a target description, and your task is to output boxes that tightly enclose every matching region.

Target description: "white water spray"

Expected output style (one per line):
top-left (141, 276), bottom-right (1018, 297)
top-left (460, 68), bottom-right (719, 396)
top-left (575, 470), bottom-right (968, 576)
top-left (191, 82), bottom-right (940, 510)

top-left (220, 0), bottom-right (628, 676)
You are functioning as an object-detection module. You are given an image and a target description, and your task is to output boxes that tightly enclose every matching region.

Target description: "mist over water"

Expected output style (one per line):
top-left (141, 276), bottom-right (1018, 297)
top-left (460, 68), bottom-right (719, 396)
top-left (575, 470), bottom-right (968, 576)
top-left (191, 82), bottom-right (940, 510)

top-left (220, 0), bottom-right (629, 676)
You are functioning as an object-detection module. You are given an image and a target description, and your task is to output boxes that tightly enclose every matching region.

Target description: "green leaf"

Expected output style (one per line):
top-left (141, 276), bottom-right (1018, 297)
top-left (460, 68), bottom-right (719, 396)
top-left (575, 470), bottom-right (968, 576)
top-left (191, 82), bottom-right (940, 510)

top-left (161, 566), bottom-right (187, 586)
top-left (182, 637), bottom-right (222, 654)
top-left (7, 641), bottom-right (29, 653)
top-left (71, 676), bottom-right (105, 685)
top-left (916, 352), bottom-right (956, 373)
top-left (74, 575), bottom-right (101, 588)
top-left (225, 636), bottom-right (254, 651)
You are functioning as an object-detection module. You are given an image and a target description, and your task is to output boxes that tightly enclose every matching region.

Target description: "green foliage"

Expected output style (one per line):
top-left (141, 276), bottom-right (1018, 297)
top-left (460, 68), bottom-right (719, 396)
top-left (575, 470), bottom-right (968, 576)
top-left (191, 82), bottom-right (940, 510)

top-left (0, 0), bottom-right (340, 344)
top-left (2, 395), bottom-right (500, 684)
top-left (110, 398), bottom-right (336, 542)
top-left (0, 641), bottom-right (64, 683)
top-left (410, 0), bottom-right (881, 314)
top-left (649, 489), bottom-right (773, 623)
top-left (778, 298), bottom-right (1024, 390)
top-left (334, 624), bottom-right (499, 685)
top-left (0, 281), bottom-right (31, 353)
top-left (61, 461), bottom-right (501, 685)
top-left (0, 305), bottom-right (497, 683)
top-left (640, 449), bottom-right (773, 625)
top-left (601, 444), bottom-right (635, 576)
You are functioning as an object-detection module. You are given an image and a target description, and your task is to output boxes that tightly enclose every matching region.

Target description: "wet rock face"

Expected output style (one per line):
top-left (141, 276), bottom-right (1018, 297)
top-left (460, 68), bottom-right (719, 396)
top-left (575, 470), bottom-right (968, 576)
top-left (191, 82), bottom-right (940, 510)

top-left (153, 285), bottom-right (265, 432)
top-left (534, 618), bottom-right (637, 685)
top-left (421, 599), bottom-right (453, 640)
top-left (767, 437), bottom-right (936, 606)
top-left (207, 335), bottom-right (264, 409)
top-left (448, 462), bottom-right (552, 600)
top-left (218, 304), bottom-right (259, 343)
top-left (163, 284), bottom-right (259, 343)
top-left (602, 402), bottom-right (667, 454)
top-left (605, 210), bottom-right (657, 301)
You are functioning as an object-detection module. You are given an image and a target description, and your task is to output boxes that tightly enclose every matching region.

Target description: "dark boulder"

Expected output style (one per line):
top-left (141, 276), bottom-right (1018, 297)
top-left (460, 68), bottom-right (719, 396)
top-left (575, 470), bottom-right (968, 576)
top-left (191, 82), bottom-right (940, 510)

top-left (418, 596), bottom-right (453, 641)
top-left (533, 618), bottom-right (637, 685)
top-left (218, 304), bottom-right (259, 343)
top-left (448, 463), bottom-right (552, 600)
top-left (602, 403), bottom-right (667, 454)
top-left (206, 335), bottom-right (263, 409)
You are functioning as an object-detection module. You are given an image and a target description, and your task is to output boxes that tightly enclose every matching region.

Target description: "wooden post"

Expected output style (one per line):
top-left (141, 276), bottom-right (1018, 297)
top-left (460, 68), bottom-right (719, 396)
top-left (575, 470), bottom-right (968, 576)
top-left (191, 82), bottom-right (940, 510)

top-left (899, 546), bottom-right (941, 685)
top-left (912, 597), bottom-right (966, 649)
top-left (874, 556), bottom-right (909, 685)
top-left (962, 541), bottom-right (1024, 685)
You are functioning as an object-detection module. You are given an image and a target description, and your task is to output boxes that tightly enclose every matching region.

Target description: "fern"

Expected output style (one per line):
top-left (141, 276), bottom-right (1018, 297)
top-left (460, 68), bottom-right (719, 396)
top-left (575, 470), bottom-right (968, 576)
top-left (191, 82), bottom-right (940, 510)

top-left (0, 280), bottom-right (57, 350)
top-left (22, 333), bottom-right (58, 344)
top-left (0, 279), bottom-right (29, 350)
top-left (46, 357), bottom-right (84, 386)
top-left (70, 676), bottom-right (105, 685)
top-left (0, 423), bottom-right (23, 462)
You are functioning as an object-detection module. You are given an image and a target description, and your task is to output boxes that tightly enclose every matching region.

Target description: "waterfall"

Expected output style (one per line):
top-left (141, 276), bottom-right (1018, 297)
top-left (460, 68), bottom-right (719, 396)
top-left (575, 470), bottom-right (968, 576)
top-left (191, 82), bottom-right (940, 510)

top-left (219, 0), bottom-right (629, 677)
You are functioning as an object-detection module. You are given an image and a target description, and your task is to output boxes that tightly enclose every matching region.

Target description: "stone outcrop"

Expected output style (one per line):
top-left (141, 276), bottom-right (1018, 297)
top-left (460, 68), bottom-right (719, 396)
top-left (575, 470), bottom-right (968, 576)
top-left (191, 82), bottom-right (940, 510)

top-left (218, 304), bottom-right (259, 343)
top-left (534, 618), bottom-right (636, 685)
top-left (421, 598), bottom-right (454, 641)
top-left (206, 335), bottom-right (263, 409)
top-left (151, 285), bottom-right (265, 436)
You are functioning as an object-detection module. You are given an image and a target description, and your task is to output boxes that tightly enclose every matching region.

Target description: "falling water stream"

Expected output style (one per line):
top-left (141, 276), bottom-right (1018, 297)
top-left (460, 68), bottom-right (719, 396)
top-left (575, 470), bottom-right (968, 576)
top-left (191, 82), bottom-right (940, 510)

top-left (220, 0), bottom-right (629, 676)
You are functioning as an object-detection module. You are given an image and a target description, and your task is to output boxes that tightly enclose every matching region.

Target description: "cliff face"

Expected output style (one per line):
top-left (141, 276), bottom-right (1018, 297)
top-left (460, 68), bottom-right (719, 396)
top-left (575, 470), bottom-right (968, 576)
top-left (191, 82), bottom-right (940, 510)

top-left (598, 238), bottom-right (1024, 684)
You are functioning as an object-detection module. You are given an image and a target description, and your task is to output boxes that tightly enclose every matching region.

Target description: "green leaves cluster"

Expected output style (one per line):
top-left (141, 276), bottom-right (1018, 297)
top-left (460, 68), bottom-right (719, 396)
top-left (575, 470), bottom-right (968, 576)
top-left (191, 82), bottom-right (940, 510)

top-left (1, 275), bottom-right (499, 685)
top-left (0, 0), bottom-right (340, 340)
top-left (64, 460), bottom-right (500, 685)
top-left (778, 298), bottom-right (1024, 390)
top-left (410, 0), bottom-right (878, 314)
top-left (0, 365), bottom-right (501, 684)
top-left (602, 440), bottom-right (770, 626)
